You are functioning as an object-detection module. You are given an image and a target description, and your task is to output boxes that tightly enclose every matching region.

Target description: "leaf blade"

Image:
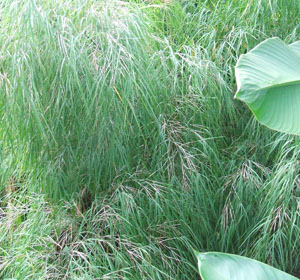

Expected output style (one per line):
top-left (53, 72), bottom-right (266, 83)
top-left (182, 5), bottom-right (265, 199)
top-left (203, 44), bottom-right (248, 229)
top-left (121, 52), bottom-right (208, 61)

top-left (195, 252), bottom-right (299, 280)
top-left (235, 38), bottom-right (300, 135)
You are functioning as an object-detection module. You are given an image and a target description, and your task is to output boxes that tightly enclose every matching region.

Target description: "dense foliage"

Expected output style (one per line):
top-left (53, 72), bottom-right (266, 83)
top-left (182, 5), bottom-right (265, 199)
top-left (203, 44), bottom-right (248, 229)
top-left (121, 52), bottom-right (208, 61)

top-left (0, 0), bottom-right (299, 279)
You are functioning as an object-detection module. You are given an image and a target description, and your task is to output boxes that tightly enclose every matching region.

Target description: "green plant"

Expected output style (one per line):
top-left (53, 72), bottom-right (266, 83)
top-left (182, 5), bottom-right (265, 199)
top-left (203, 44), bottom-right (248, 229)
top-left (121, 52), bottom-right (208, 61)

top-left (195, 251), bottom-right (299, 280)
top-left (235, 37), bottom-right (300, 135)
top-left (205, 37), bottom-right (300, 280)
top-left (1, 0), bottom-right (300, 279)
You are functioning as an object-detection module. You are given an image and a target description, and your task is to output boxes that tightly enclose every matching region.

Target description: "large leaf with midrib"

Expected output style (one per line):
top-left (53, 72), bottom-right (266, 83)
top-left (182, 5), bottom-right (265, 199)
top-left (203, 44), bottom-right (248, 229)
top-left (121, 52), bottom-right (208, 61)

top-left (195, 251), bottom-right (299, 280)
top-left (235, 37), bottom-right (300, 135)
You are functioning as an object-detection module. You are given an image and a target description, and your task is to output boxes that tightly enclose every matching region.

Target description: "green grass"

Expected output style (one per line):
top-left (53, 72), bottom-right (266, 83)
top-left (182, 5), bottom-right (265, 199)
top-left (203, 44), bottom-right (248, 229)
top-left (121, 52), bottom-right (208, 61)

top-left (0, 0), bottom-right (299, 279)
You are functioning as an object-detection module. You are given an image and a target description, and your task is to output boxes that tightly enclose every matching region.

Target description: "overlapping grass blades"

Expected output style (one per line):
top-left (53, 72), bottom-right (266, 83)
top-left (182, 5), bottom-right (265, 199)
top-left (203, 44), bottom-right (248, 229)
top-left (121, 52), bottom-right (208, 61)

top-left (0, 0), bottom-right (299, 279)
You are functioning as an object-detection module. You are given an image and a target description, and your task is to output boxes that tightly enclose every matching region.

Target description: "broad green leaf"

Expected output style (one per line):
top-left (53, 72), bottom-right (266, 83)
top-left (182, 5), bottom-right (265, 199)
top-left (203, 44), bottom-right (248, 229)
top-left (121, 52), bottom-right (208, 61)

top-left (195, 251), bottom-right (299, 280)
top-left (235, 37), bottom-right (300, 135)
